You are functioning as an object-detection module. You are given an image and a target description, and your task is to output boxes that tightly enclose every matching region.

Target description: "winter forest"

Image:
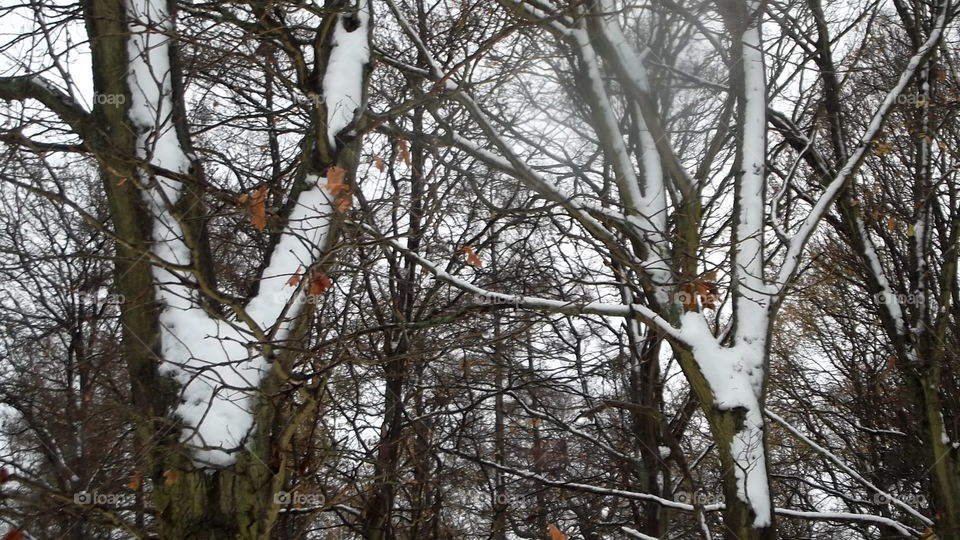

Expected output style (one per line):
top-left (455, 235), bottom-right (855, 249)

top-left (0, 0), bottom-right (957, 538)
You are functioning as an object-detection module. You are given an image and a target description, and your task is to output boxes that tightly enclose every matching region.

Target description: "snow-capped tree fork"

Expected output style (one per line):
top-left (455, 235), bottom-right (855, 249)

top-left (771, 0), bottom-right (960, 533)
top-left (498, 0), bottom-right (781, 536)
top-left (1, 0), bottom-right (372, 537)
top-left (371, 0), bottom-right (951, 537)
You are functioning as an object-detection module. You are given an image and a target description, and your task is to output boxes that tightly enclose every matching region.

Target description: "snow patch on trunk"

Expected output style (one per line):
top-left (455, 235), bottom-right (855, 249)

top-left (127, 1), bottom-right (336, 465)
top-left (322, 3), bottom-right (370, 146)
top-left (680, 312), bottom-right (771, 526)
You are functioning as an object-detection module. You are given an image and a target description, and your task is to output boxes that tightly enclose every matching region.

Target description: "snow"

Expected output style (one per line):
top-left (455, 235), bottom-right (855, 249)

top-left (126, 2), bottom-right (337, 465)
top-left (678, 312), bottom-right (770, 525)
top-left (775, 509), bottom-right (917, 537)
top-left (321, 3), bottom-right (370, 146)
top-left (621, 527), bottom-right (660, 540)
top-left (856, 216), bottom-right (907, 336)
top-left (592, 4), bottom-right (672, 302)
top-left (245, 175), bottom-right (334, 330)
top-left (149, 175), bottom-right (335, 466)
top-left (734, 20), bottom-right (771, 349)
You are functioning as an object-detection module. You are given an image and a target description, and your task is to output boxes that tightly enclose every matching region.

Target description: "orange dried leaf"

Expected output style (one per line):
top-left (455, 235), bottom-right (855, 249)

top-left (163, 469), bottom-right (178, 486)
top-left (250, 186), bottom-right (267, 230)
top-left (324, 166), bottom-right (350, 195)
top-left (237, 193), bottom-right (249, 204)
top-left (3, 530), bottom-right (23, 540)
top-left (308, 273), bottom-right (332, 296)
top-left (128, 470), bottom-right (142, 491)
top-left (286, 266), bottom-right (303, 287)
top-left (336, 196), bottom-right (352, 213)
top-left (547, 524), bottom-right (566, 540)
top-left (372, 155), bottom-right (385, 172)
top-left (459, 245), bottom-right (482, 268)
top-left (117, 177), bottom-right (128, 186)
top-left (679, 283), bottom-right (696, 311)
top-left (398, 139), bottom-right (411, 166)
top-left (696, 281), bottom-right (720, 310)
top-left (886, 216), bottom-right (897, 231)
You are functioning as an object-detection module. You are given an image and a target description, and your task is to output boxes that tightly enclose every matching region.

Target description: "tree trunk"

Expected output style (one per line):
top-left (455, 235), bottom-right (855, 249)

top-left (81, 1), bottom-right (371, 537)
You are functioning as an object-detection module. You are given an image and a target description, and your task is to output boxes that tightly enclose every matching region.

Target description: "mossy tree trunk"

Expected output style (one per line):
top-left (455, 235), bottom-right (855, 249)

top-left (76, 1), bottom-right (372, 538)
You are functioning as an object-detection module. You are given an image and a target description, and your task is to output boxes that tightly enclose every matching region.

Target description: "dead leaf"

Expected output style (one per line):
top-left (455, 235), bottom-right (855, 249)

top-left (696, 281), bottom-right (720, 310)
top-left (0, 468), bottom-right (9, 484)
top-left (873, 141), bottom-right (890, 156)
top-left (547, 524), bottom-right (566, 540)
top-left (323, 166), bottom-right (350, 196)
top-left (372, 155), bottom-right (385, 172)
top-left (2, 530), bottom-right (23, 540)
top-left (398, 139), bottom-right (411, 166)
top-left (128, 470), bottom-right (142, 490)
top-left (286, 266), bottom-right (303, 287)
top-left (250, 186), bottom-right (267, 231)
top-left (335, 196), bottom-right (352, 214)
top-left (459, 246), bottom-right (482, 268)
top-left (886, 216), bottom-right (897, 231)
top-left (163, 469), bottom-right (178, 486)
top-left (117, 177), bottom-right (128, 186)
top-left (308, 273), bottom-right (332, 296)
top-left (237, 193), bottom-right (249, 204)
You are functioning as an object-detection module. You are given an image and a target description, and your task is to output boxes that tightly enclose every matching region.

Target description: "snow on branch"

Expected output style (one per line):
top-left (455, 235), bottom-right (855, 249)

top-left (321, 1), bottom-right (370, 146)
top-left (358, 222), bottom-right (688, 342)
top-left (765, 410), bottom-right (933, 527)
top-left (774, 0), bottom-right (950, 290)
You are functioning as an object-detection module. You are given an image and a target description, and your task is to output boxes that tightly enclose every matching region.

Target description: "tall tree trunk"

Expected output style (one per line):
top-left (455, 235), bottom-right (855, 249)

top-left (80, 1), bottom-right (372, 537)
